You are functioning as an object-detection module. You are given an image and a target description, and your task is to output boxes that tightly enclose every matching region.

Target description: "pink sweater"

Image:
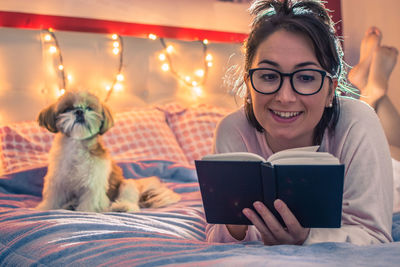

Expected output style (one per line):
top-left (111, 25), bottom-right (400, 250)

top-left (206, 96), bottom-right (393, 245)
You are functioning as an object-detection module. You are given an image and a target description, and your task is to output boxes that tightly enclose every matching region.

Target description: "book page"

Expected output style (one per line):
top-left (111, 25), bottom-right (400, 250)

top-left (202, 152), bottom-right (266, 162)
top-left (266, 146), bottom-right (319, 163)
top-left (270, 153), bottom-right (340, 165)
top-left (268, 148), bottom-right (340, 165)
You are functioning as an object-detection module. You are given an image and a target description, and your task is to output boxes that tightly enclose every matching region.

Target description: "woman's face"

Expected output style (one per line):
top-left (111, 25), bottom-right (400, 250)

top-left (247, 30), bottom-right (335, 152)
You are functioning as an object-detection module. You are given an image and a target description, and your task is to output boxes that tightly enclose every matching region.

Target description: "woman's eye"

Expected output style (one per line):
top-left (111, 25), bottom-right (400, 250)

top-left (297, 75), bottom-right (315, 82)
top-left (260, 73), bottom-right (279, 82)
top-left (86, 106), bottom-right (93, 111)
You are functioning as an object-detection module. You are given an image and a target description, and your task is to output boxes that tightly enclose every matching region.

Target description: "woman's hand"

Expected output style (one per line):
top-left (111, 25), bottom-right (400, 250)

top-left (243, 199), bottom-right (310, 245)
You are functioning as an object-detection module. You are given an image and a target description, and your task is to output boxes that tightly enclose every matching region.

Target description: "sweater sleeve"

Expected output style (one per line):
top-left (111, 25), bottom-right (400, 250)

top-left (206, 110), bottom-right (263, 243)
top-left (304, 99), bottom-right (393, 245)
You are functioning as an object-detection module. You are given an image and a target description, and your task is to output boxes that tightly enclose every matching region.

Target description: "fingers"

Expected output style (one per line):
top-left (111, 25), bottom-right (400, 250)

top-left (273, 199), bottom-right (303, 235)
top-left (243, 200), bottom-right (310, 245)
top-left (254, 201), bottom-right (289, 239)
top-left (243, 206), bottom-right (277, 245)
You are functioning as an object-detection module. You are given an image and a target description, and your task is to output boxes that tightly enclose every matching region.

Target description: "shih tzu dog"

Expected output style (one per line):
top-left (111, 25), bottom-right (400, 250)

top-left (36, 90), bottom-right (180, 212)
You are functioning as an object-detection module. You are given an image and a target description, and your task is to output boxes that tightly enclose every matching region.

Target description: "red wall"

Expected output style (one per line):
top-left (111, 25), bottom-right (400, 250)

top-left (325, 0), bottom-right (342, 36)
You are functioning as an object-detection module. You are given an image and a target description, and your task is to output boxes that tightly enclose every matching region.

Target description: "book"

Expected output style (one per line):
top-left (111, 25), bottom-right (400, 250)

top-left (194, 146), bottom-right (344, 228)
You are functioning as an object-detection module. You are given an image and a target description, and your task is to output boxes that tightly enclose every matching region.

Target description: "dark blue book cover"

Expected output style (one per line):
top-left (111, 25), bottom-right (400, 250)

top-left (195, 159), bottom-right (344, 228)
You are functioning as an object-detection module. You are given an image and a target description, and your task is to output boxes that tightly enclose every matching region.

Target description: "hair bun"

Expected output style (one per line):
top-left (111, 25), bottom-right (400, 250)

top-left (249, 0), bottom-right (333, 30)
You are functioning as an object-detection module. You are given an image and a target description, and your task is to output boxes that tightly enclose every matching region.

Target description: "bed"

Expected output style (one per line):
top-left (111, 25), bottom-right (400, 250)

top-left (0, 101), bottom-right (400, 266)
top-left (1, 13), bottom-right (400, 266)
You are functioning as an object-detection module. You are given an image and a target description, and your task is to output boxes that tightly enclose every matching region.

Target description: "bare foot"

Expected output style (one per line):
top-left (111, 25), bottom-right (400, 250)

top-left (360, 45), bottom-right (398, 107)
top-left (348, 27), bottom-right (382, 89)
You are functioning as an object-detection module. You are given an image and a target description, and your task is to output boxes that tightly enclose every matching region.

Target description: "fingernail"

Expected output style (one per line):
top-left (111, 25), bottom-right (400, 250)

top-left (254, 201), bottom-right (262, 209)
top-left (275, 199), bottom-right (282, 209)
top-left (243, 208), bottom-right (250, 216)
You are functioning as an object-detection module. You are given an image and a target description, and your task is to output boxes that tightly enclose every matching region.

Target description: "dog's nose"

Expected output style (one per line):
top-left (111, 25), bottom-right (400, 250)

top-left (75, 109), bottom-right (85, 123)
top-left (75, 110), bottom-right (83, 116)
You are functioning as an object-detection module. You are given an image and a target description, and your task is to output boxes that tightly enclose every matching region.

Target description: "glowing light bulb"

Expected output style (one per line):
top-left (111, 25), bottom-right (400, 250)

top-left (113, 41), bottom-right (119, 48)
top-left (116, 74), bottom-right (124, 81)
top-left (166, 45), bottom-right (174, 54)
top-left (113, 83), bottom-right (123, 91)
top-left (57, 88), bottom-right (65, 97)
top-left (161, 63), bottom-right (170, 72)
top-left (111, 34), bottom-right (118, 40)
top-left (207, 62), bottom-right (213, 67)
top-left (158, 53), bottom-right (166, 61)
top-left (206, 54), bottom-right (213, 61)
top-left (67, 74), bottom-right (73, 81)
top-left (58, 65), bottom-right (64, 70)
top-left (113, 48), bottom-right (119, 55)
top-left (44, 34), bottom-right (52, 41)
top-left (191, 81), bottom-right (198, 87)
top-left (195, 69), bottom-right (205, 77)
top-left (105, 85), bottom-right (111, 91)
top-left (203, 39), bottom-right (209, 45)
top-left (148, 34), bottom-right (157, 40)
top-left (192, 86), bottom-right (203, 97)
top-left (185, 76), bottom-right (191, 82)
top-left (49, 46), bottom-right (57, 53)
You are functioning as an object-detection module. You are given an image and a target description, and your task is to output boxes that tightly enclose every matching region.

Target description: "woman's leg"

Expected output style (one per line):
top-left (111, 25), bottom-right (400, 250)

top-left (348, 26), bottom-right (382, 90)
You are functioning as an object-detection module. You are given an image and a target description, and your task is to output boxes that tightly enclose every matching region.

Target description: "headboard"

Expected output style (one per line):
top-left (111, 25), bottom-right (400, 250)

top-left (0, 26), bottom-right (246, 125)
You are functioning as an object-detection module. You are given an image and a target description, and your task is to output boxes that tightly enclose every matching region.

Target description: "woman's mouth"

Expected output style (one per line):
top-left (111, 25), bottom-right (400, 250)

top-left (270, 109), bottom-right (302, 122)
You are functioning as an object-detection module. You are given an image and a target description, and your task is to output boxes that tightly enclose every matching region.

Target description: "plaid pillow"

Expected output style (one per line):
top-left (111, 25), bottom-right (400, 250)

top-left (160, 102), bottom-right (230, 165)
top-left (0, 107), bottom-right (188, 174)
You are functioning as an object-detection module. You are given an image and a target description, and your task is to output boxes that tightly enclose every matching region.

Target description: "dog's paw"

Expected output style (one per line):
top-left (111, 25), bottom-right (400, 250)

top-left (35, 201), bottom-right (53, 211)
top-left (110, 201), bottom-right (140, 212)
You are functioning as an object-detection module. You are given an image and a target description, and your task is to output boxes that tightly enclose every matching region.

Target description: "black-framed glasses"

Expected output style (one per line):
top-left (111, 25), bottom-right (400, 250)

top-left (248, 68), bottom-right (333, 95)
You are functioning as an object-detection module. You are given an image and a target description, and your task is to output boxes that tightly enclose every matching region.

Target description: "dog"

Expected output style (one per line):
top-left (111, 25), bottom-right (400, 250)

top-left (36, 90), bottom-right (180, 212)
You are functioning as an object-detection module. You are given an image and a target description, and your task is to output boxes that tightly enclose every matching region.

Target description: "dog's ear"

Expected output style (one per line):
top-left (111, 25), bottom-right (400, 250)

top-left (37, 104), bottom-right (58, 133)
top-left (99, 103), bottom-right (114, 134)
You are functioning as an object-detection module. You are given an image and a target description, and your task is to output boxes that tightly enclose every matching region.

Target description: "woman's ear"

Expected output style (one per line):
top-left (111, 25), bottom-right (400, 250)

top-left (37, 104), bottom-right (58, 133)
top-left (99, 103), bottom-right (114, 135)
top-left (326, 79), bottom-right (338, 107)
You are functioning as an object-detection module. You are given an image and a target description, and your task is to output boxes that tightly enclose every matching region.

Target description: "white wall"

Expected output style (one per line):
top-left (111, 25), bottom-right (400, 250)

top-left (342, 0), bottom-right (400, 112)
top-left (0, 0), bottom-right (250, 34)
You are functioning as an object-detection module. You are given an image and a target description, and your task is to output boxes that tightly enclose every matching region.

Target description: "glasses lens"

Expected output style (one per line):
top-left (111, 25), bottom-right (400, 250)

top-left (293, 70), bottom-right (323, 95)
top-left (251, 69), bottom-right (281, 94)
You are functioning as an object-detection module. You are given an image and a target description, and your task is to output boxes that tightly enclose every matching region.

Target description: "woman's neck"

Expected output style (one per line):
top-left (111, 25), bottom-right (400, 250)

top-left (265, 132), bottom-right (314, 153)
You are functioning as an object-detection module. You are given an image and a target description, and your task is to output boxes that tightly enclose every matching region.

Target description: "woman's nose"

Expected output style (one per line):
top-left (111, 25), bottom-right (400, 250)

top-left (274, 78), bottom-right (297, 103)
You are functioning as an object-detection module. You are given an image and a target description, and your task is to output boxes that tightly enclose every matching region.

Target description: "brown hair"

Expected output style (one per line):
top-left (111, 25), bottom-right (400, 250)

top-left (243, 0), bottom-right (343, 145)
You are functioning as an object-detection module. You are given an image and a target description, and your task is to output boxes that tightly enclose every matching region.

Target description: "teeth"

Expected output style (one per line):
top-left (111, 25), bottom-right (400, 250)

top-left (272, 110), bottom-right (301, 118)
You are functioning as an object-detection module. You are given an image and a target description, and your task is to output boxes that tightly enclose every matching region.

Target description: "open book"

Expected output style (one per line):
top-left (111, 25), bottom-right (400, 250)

top-left (195, 146), bottom-right (344, 228)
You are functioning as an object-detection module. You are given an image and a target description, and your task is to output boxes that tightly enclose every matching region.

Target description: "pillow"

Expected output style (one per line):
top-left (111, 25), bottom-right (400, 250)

top-left (0, 121), bottom-right (53, 173)
top-left (160, 102), bottom-right (231, 165)
top-left (103, 107), bottom-right (188, 164)
top-left (0, 107), bottom-right (189, 174)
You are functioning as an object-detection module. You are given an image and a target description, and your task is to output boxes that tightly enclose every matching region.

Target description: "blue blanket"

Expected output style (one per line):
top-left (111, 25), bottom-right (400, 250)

top-left (1, 160), bottom-right (400, 266)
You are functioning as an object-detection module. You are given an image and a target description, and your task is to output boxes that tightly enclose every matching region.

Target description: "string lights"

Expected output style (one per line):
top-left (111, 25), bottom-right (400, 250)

top-left (104, 34), bottom-right (124, 102)
top-left (152, 35), bottom-right (213, 97)
top-left (42, 30), bottom-right (213, 101)
top-left (41, 29), bottom-right (124, 102)
top-left (42, 28), bottom-right (67, 97)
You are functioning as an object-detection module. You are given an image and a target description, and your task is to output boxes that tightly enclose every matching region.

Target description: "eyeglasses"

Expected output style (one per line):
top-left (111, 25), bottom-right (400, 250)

top-left (248, 68), bottom-right (333, 95)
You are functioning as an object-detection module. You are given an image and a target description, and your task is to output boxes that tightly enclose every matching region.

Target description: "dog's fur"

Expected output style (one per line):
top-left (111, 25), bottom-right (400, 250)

top-left (36, 90), bottom-right (180, 212)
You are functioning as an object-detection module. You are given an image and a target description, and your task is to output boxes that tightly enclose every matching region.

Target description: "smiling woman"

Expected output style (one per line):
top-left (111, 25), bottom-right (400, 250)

top-left (206, 0), bottom-right (393, 246)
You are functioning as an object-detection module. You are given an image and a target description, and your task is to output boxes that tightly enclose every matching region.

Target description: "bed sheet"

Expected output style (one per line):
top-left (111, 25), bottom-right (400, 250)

top-left (1, 160), bottom-right (400, 267)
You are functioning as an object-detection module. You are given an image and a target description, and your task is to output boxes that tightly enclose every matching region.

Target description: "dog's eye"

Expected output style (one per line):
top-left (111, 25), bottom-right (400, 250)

top-left (62, 107), bottom-right (74, 113)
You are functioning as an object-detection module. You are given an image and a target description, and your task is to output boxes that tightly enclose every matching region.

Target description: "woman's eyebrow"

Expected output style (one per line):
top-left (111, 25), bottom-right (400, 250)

top-left (295, 61), bottom-right (319, 68)
top-left (258, 60), bottom-right (319, 68)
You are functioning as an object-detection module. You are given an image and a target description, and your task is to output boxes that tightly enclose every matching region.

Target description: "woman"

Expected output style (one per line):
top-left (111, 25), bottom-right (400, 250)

top-left (206, 0), bottom-right (393, 245)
